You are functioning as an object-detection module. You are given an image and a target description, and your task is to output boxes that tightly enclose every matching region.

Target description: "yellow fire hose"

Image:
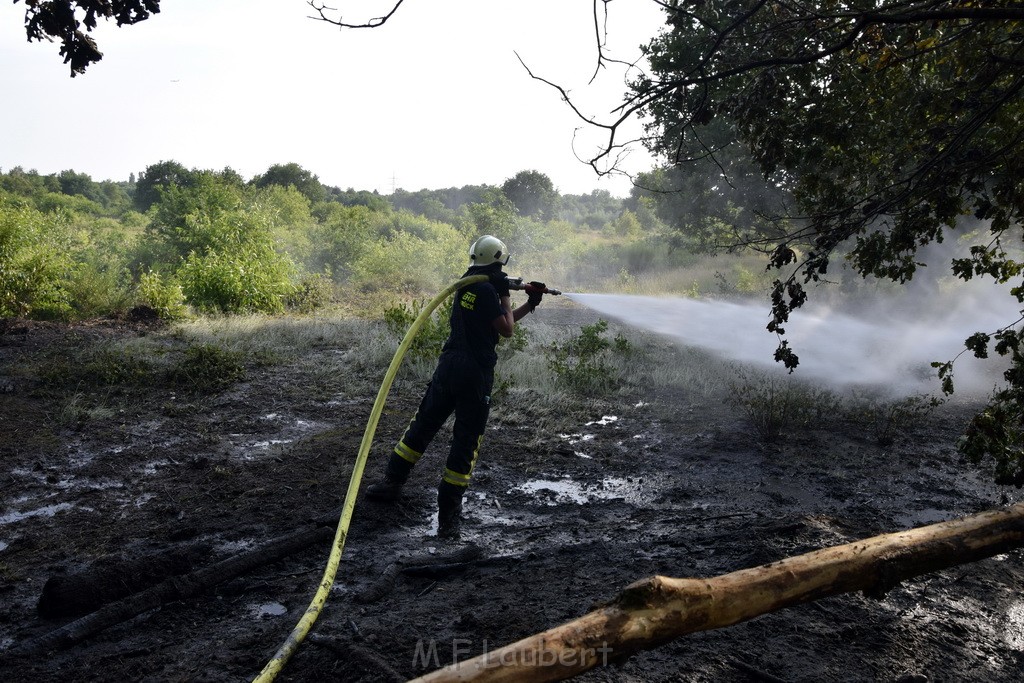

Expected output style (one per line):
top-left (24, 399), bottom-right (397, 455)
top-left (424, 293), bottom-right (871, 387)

top-left (253, 274), bottom-right (487, 683)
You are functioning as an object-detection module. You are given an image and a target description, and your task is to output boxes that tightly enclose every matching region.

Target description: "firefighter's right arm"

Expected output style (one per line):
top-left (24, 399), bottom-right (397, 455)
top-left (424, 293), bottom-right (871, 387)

top-left (493, 295), bottom-right (515, 338)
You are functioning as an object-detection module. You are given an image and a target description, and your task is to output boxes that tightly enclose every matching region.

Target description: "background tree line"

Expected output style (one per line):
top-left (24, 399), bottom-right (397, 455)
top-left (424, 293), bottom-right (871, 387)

top-left (0, 161), bottom-right (741, 323)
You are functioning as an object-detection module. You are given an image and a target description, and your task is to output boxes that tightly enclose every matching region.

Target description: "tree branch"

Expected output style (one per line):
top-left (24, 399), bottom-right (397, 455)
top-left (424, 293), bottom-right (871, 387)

top-left (307, 0), bottom-right (406, 28)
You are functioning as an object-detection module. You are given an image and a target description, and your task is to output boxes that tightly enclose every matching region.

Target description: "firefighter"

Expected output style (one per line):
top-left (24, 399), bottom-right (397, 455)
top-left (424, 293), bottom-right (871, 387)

top-left (364, 235), bottom-right (544, 539)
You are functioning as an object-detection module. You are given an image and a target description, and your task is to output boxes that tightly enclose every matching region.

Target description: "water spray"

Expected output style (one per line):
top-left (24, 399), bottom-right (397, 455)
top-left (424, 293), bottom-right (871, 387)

top-left (565, 289), bottom-right (1015, 395)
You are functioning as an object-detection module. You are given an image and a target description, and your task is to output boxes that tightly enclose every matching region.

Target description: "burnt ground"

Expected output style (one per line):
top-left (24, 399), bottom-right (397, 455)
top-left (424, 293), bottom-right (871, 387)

top-left (1, 306), bottom-right (1023, 683)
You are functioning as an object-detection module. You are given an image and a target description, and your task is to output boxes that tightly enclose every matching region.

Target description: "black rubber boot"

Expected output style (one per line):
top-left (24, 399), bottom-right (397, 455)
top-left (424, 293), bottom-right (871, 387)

top-left (437, 481), bottom-right (465, 540)
top-left (365, 453), bottom-right (413, 502)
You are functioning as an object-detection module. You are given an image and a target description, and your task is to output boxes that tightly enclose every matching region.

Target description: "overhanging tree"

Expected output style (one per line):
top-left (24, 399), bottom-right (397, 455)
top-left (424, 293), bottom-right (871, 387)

top-left (15, 0), bottom-right (161, 75)
top-left (603, 0), bottom-right (1024, 484)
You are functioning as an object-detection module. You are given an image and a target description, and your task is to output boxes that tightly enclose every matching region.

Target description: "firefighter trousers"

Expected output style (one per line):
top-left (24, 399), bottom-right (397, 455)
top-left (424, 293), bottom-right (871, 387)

top-left (393, 352), bottom-right (493, 490)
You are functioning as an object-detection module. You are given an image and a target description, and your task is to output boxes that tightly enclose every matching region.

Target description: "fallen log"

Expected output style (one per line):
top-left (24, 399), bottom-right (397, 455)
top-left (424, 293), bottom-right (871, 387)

top-left (38, 543), bottom-right (213, 619)
top-left (411, 502), bottom-right (1024, 683)
top-left (13, 518), bottom-right (337, 655)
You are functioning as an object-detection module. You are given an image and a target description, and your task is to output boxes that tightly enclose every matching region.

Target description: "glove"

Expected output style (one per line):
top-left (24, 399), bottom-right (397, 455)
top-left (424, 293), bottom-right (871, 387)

top-left (525, 281), bottom-right (545, 309)
top-left (489, 272), bottom-right (511, 298)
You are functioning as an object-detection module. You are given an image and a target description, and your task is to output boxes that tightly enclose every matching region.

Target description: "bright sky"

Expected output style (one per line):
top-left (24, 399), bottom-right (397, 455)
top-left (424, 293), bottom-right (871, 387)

top-left (0, 0), bottom-right (666, 197)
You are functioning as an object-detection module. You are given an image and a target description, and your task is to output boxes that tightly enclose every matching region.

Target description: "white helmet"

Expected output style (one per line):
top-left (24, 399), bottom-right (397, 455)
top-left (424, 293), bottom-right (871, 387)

top-left (469, 235), bottom-right (510, 266)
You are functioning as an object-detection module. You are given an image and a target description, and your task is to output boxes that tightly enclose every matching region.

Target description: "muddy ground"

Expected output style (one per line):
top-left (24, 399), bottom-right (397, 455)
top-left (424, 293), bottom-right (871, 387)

top-left (1, 304), bottom-right (1023, 682)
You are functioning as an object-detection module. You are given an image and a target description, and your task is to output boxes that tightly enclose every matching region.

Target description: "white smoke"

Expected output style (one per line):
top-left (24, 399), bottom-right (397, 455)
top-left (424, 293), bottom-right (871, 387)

top-left (567, 281), bottom-right (1021, 395)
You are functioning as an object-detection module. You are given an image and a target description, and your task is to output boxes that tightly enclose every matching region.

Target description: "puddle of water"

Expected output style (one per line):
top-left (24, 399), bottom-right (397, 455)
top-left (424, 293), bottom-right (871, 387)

top-left (54, 477), bottom-right (124, 492)
top-left (140, 460), bottom-right (170, 476)
top-left (405, 493), bottom-right (590, 554)
top-left (557, 433), bottom-right (594, 445)
top-left (249, 439), bottom-right (293, 450)
top-left (1005, 600), bottom-right (1024, 650)
top-left (512, 477), bottom-right (648, 506)
top-left (0, 503), bottom-right (75, 526)
top-left (11, 468), bottom-right (41, 479)
top-left (12, 469), bottom-right (125, 494)
top-left (326, 397), bottom-right (367, 407)
top-left (252, 601), bottom-right (288, 617)
top-left (234, 418), bottom-right (326, 460)
top-left (896, 508), bottom-right (951, 528)
top-left (558, 433), bottom-right (597, 458)
top-left (215, 539), bottom-right (255, 554)
top-left (556, 415), bottom-right (625, 457)
top-left (515, 479), bottom-right (591, 505)
top-left (68, 451), bottom-right (95, 468)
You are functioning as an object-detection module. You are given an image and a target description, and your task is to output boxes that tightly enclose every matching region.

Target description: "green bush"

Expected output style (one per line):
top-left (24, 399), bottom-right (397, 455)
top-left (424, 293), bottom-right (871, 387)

top-left (169, 344), bottom-right (246, 392)
top-left (491, 323), bottom-right (530, 399)
top-left (728, 369), bottom-right (840, 441)
top-left (139, 175), bottom-right (301, 314)
top-left (383, 297), bottom-right (454, 361)
top-left (498, 320), bottom-right (528, 359)
top-left (177, 247), bottom-right (295, 314)
top-left (34, 191), bottom-right (105, 217)
top-left (65, 216), bottom-right (142, 318)
top-left (40, 343), bottom-right (152, 387)
top-left (309, 204), bottom-right (377, 279)
top-left (848, 391), bottom-right (942, 446)
top-left (83, 347), bottom-right (152, 385)
top-left (253, 184), bottom-right (316, 262)
top-left (146, 175), bottom-right (247, 263)
top-left (548, 319), bottom-right (631, 393)
top-left (285, 272), bottom-right (336, 313)
top-left (138, 270), bottom-right (188, 320)
top-left (383, 292), bottom-right (528, 366)
top-left (0, 200), bottom-right (74, 319)
top-left (66, 260), bottom-right (133, 318)
top-left (715, 264), bottom-right (765, 297)
top-left (350, 230), bottom-right (465, 295)
top-left (619, 239), bottom-right (659, 273)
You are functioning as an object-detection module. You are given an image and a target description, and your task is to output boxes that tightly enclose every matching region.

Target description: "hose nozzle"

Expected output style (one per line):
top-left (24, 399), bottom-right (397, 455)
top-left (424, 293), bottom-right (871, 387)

top-left (505, 276), bottom-right (561, 296)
